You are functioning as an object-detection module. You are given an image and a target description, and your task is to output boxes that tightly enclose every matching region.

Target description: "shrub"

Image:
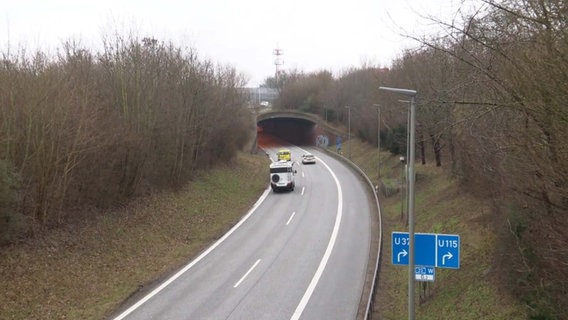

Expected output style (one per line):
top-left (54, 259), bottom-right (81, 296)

top-left (0, 159), bottom-right (25, 244)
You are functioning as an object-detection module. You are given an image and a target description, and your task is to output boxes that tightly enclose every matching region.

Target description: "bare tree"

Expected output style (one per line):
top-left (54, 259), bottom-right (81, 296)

top-left (390, 0), bottom-right (568, 316)
top-left (0, 33), bottom-right (253, 239)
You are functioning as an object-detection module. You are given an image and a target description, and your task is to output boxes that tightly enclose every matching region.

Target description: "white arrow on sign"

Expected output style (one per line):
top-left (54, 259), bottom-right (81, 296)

top-left (442, 252), bottom-right (453, 265)
top-left (397, 249), bottom-right (408, 262)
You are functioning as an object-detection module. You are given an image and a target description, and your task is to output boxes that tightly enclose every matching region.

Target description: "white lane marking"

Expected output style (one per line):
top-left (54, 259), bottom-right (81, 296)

top-left (301, 187), bottom-right (305, 196)
top-left (290, 157), bottom-right (343, 320)
top-left (112, 188), bottom-right (271, 320)
top-left (234, 259), bottom-right (262, 288)
top-left (302, 171), bottom-right (305, 178)
top-left (286, 211), bottom-right (296, 226)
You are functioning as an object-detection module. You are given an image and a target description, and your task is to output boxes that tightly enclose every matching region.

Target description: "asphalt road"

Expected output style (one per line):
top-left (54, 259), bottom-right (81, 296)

top-left (111, 147), bottom-right (373, 320)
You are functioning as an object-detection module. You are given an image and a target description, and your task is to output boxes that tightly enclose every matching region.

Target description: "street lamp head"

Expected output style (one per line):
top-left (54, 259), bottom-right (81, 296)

top-left (379, 86), bottom-right (417, 97)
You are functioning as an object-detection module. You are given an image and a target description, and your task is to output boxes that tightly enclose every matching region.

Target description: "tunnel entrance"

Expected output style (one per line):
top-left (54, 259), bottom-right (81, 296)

top-left (257, 117), bottom-right (316, 146)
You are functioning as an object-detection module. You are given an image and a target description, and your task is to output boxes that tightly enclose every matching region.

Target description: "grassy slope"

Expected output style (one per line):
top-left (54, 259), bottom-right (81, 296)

top-left (0, 152), bottom-right (268, 320)
top-left (341, 139), bottom-right (528, 319)
top-left (0, 139), bottom-right (529, 319)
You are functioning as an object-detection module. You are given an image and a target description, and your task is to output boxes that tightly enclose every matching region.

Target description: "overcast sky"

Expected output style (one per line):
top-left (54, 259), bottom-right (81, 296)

top-left (2, 0), bottom-right (472, 87)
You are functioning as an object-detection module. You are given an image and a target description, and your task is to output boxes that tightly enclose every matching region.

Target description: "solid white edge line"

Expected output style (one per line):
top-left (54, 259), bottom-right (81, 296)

top-left (286, 211), bottom-right (296, 226)
top-left (112, 187), bottom-right (271, 320)
top-left (234, 259), bottom-right (262, 288)
top-left (290, 157), bottom-right (343, 320)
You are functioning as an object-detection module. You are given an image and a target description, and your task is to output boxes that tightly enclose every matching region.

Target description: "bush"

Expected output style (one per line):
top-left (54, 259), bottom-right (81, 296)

top-left (384, 125), bottom-right (407, 156)
top-left (0, 159), bottom-right (25, 244)
top-left (0, 37), bottom-right (252, 228)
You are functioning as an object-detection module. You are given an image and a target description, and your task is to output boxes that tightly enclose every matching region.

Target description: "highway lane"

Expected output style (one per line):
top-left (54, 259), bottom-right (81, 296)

top-left (110, 146), bottom-right (373, 320)
top-left (292, 148), bottom-right (372, 320)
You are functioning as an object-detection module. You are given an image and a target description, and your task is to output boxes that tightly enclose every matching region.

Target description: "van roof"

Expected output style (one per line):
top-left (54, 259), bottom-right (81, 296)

top-left (270, 160), bottom-right (293, 168)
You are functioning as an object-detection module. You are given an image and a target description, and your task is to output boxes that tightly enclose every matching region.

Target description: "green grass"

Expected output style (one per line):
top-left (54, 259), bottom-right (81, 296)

top-left (342, 139), bottom-right (528, 319)
top-left (0, 152), bottom-right (269, 320)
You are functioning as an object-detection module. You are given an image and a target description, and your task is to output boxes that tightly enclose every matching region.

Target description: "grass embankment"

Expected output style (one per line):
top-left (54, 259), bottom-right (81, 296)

top-left (1, 140), bottom-right (530, 320)
top-left (341, 139), bottom-right (528, 319)
top-left (0, 152), bottom-right (268, 320)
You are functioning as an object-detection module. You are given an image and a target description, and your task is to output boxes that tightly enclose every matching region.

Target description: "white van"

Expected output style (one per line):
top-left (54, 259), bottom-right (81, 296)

top-left (269, 160), bottom-right (297, 192)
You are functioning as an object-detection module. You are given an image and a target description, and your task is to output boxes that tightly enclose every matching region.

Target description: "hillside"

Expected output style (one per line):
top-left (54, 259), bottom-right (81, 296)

top-left (340, 139), bottom-right (528, 319)
top-left (0, 152), bottom-right (268, 319)
top-left (0, 139), bottom-right (532, 319)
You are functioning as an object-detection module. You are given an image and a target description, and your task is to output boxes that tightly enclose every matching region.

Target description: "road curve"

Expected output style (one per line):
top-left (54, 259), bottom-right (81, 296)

top-left (110, 146), bottom-right (373, 320)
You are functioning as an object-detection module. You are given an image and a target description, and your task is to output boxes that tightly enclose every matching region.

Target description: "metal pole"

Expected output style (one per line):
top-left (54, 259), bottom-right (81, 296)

top-left (407, 95), bottom-right (416, 320)
top-left (379, 86), bottom-right (417, 320)
top-left (373, 104), bottom-right (381, 179)
top-left (399, 99), bottom-right (411, 228)
top-left (406, 103), bottom-right (410, 163)
top-left (346, 106), bottom-right (351, 159)
top-left (406, 102), bottom-right (411, 228)
top-left (400, 157), bottom-right (405, 221)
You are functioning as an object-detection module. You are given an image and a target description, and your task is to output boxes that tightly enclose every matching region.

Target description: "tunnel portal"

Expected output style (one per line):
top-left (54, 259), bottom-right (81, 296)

top-left (257, 117), bottom-right (316, 146)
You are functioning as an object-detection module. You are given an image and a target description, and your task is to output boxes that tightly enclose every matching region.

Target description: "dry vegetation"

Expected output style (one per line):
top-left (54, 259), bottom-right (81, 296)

top-left (0, 34), bottom-right (254, 240)
top-left (341, 140), bottom-right (527, 319)
top-left (0, 152), bottom-right (268, 319)
top-left (268, 1), bottom-right (567, 317)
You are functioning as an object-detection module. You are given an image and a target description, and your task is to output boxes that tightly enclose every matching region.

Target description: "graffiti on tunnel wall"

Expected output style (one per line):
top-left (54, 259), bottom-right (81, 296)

top-left (316, 135), bottom-right (329, 148)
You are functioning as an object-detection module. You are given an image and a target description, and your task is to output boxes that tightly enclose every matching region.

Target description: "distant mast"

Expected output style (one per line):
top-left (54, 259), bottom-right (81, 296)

top-left (273, 46), bottom-right (284, 84)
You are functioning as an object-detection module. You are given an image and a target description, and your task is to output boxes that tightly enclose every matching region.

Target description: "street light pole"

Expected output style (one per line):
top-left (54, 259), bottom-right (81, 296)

top-left (399, 99), bottom-right (411, 226)
top-left (373, 104), bottom-right (381, 180)
top-left (400, 156), bottom-right (405, 222)
top-left (345, 106), bottom-right (351, 159)
top-left (379, 86), bottom-right (417, 320)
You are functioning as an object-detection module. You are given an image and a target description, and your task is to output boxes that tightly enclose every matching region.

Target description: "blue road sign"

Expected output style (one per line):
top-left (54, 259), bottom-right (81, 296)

top-left (415, 265), bottom-right (435, 281)
top-left (392, 232), bottom-right (410, 265)
top-left (415, 233), bottom-right (436, 266)
top-left (436, 234), bottom-right (460, 269)
top-left (391, 232), bottom-right (460, 269)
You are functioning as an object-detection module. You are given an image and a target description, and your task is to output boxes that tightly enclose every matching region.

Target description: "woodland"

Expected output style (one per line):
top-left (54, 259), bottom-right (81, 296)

top-left (0, 35), bottom-right (253, 238)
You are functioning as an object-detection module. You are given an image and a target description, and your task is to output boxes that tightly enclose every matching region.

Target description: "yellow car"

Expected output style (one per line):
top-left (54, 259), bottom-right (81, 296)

top-left (277, 149), bottom-right (291, 161)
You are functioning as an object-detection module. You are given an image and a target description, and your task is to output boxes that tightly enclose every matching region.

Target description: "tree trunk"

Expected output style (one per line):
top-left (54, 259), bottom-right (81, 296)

top-left (419, 131), bottom-right (426, 165)
top-left (430, 133), bottom-right (442, 167)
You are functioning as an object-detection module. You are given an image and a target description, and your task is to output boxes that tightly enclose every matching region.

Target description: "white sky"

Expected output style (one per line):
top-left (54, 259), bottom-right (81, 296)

top-left (1, 0), bottom-right (471, 87)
